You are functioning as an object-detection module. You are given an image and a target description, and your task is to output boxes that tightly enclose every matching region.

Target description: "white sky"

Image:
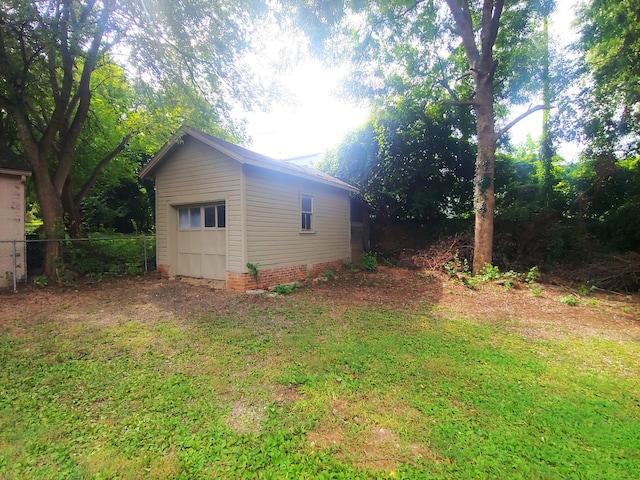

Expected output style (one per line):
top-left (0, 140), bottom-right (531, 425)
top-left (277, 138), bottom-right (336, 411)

top-left (240, 2), bottom-right (581, 162)
top-left (241, 61), bottom-right (368, 160)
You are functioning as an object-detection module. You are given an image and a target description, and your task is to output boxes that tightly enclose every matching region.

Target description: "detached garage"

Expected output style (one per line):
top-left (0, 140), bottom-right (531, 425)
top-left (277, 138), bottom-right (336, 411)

top-left (140, 126), bottom-right (358, 291)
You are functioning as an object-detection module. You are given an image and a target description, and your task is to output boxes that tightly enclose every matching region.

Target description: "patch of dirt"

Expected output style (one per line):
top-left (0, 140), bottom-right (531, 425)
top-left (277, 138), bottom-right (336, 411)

top-left (308, 267), bottom-right (640, 342)
top-left (226, 400), bottom-right (263, 435)
top-left (307, 399), bottom-right (434, 471)
top-left (1, 267), bottom-right (638, 343)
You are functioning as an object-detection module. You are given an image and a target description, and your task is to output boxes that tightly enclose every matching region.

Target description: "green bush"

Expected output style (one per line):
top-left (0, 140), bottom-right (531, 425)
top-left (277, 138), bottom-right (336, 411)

top-left (63, 234), bottom-right (155, 280)
top-left (560, 295), bottom-right (579, 306)
top-left (361, 251), bottom-right (378, 271)
top-left (273, 283), bottom-right (298, 295)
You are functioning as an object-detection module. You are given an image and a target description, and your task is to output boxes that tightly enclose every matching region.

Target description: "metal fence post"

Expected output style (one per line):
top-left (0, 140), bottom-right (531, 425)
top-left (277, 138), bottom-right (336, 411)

top-left (12, 240), bottom-right (17, 293)
top-left (143, 236), bottom-right (148, 273)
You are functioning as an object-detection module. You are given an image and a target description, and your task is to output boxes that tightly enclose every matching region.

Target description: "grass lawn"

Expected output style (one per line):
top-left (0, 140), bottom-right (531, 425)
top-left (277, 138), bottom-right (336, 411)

top-left (0, 272), bottom-right (638, 479)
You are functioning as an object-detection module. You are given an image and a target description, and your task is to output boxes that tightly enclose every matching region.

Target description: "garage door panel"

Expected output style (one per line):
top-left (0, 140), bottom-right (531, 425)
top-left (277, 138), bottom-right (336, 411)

top-left (176, 204), bottom-right (226, 280)
top-left (202, 231), bottom-right (225, 254)
top-left (178, 231), bottom-right (201, 253)
top-left (202, 254), bottom-right (225, 279)
top-left (177, 252), bottom-right (202, 277)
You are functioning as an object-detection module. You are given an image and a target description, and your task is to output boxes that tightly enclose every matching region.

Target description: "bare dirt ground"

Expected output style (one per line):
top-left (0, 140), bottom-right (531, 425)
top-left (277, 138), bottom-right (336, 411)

top-left (1, 267), bottom-right (639, 343)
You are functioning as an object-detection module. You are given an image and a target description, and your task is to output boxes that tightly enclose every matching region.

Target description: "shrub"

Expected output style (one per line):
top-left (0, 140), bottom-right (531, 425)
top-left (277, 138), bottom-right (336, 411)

top-left (560, 295), bottom-right (579, 306)
top-left (361, 252), bottom-right (378, 271)
top-left (246, 262), bottom-right (259, 280)
top-left (273, 283), bottom-right (298, 295)
top-left (62, 234), bottom-right (155, 280)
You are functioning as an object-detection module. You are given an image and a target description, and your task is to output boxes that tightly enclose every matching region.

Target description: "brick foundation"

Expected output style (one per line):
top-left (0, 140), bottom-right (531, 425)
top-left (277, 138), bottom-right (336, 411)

top-left (226, 260), bottom-right (345, 292)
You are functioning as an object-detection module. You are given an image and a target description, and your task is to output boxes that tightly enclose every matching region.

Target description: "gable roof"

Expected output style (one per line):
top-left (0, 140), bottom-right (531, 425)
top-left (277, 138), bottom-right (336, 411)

top-left (140, 126), bottom-right (358, 193)
top-left (0, 146), bottom-right (31, 176)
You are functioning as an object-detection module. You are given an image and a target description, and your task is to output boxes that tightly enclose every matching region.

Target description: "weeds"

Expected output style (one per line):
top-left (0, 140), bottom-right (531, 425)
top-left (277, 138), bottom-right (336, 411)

top-left (317, 270), bottom-right (335, 283)
top-left (60, 234), bottom-right (155, 281)
top-left (361, 252), bottom-right (378, 271)
top-left (529, 285), bottom-right (543, 297)
top-left (560, 294), bottom-right (580, 306)
top-left (445, 255), bottom-right (540, 291)
top-left (273, 283), bottom-right (299, 295)
top-left (246, 262), bottom-right (259, 280)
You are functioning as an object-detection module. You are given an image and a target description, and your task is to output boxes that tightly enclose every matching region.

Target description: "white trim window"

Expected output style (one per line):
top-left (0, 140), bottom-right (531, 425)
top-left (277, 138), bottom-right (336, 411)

top-left (301, 194), bottom-right (313, 232)
top-left (178, 204), bottom-right (226, 230)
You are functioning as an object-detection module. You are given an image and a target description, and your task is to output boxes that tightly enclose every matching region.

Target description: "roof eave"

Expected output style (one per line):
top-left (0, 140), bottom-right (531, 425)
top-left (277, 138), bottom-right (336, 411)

top-left (240, 158), bottom-right (359, 193)
top-left (0, 167), bottom-right (32, 177)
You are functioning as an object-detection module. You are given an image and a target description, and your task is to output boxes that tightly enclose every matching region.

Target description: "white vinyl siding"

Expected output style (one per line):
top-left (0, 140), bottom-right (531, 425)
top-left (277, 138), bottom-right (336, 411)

top-left (244, 165), bottom-right (351, 269)
top-left (154, 137), bottom-right (243, 275)
top-left (301, 194), bottom-right (313, 232)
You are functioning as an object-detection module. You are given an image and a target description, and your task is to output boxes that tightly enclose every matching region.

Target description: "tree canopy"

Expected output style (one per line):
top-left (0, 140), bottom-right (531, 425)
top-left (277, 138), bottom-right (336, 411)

top-left (0, 0), bottom-right (270, 278)
top-left (292, 0), bottom-right (554, 271)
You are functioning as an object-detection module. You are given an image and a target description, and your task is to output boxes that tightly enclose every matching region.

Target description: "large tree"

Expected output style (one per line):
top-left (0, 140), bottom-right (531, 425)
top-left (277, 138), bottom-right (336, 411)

top-left (0, 0), bottom-right (267, 279)
top-left (579, 0), bottom-right (640, 156)
top-left (294, 0), bottom-right (553, 272)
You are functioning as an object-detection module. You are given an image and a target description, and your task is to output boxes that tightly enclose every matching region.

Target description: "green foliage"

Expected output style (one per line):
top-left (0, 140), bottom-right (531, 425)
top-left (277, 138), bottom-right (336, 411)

top-left (476, 263), bottom-right (502, 282)
top-left (567, 157), bottom-right (640, 253)
top-left (360, 252), bottom-right (378, 271)
top-left (246, 263), bottom-right (259, 280)
top-left (447, 261), bottom-right (542, 292)
top-left (560, 295), bottom-right (580, 306)
top-left (82, 179), bottom-right (154, 234)
top-left (317, 270), bottom-right (335, 283)
top-left (444, 252), bottom-right (471, 278)
top-left (272, 283), bottom-right (299, 295)
top-left (319, 98), bottom-right (476, 234)
top-left (526, 266), bottom-right (541, 284)
top-left (578, 285), bottom-right (597, 297)
top-left (579, 0), bottom-right (640, 156)
top-left (346, 263), bottom-right (360, 274)
top-left (62, 235), bottom-right (155, 281)
top-left (529, 285), bottom-right (543, 297)
top-left (34, 275), bottom-right (48, 288)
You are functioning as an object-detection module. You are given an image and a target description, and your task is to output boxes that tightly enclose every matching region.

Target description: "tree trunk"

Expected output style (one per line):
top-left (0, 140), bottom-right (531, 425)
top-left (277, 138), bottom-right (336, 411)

top-left (31, 165), bottom-right (64, 280)
top-left (62, 175), bottom-right (85, 238)
top-left (472, 73), bottom-right (497, 273)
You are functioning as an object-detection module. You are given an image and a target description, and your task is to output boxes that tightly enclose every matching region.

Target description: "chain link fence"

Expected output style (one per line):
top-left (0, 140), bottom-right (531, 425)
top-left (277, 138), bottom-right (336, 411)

top-left (0, 235), bottom-right (156, 292)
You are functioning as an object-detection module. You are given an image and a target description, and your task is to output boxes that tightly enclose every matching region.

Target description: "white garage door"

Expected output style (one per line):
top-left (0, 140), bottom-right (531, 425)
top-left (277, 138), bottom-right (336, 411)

top-left (176, 204), bottom-right (226, 280)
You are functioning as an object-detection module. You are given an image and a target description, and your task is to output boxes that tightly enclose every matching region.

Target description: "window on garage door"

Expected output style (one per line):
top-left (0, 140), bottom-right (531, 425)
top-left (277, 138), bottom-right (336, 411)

top-left (178, 204), bottom-right (226, 230)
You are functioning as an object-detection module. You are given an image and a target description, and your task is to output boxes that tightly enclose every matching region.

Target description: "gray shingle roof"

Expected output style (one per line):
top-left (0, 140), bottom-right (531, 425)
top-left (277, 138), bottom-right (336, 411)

top-left (0, 146), bottom-right (31, 174)
top-left (140, 126), bottom-right (358, 193)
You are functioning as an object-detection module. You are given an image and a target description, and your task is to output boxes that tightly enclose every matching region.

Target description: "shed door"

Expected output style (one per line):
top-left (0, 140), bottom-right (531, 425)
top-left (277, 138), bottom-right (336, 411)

top-left (176, 204), bottom-right (226, 279)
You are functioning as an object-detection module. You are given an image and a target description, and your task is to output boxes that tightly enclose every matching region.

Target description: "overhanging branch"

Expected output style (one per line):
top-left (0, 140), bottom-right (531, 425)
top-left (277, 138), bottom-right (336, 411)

top-left (443, 98), bottom-right (476, 107)
top-left (74, 132), bottom-right (133, 204)
top-left (495, 104), bottom-right (552, 140)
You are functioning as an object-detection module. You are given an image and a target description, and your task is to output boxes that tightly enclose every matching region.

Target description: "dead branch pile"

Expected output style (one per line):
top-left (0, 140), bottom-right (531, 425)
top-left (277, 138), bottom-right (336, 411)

top-left (395, 234), bottom-right (473, 271)
top-left (567, 252), bottom-right (640, 292)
